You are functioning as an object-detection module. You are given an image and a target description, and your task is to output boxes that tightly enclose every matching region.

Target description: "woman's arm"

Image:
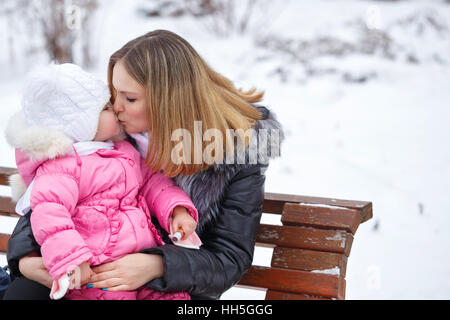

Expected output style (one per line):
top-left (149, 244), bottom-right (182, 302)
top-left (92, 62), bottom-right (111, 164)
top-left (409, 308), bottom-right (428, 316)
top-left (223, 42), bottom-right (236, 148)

top-left (143, 164), bottom-right (266, 299)
top-left (7, 212), bottom-right (53, 288)
top-left (7, 210), bottom-right (41, 277)
top-left (18, 252), bottom-right (53, 289)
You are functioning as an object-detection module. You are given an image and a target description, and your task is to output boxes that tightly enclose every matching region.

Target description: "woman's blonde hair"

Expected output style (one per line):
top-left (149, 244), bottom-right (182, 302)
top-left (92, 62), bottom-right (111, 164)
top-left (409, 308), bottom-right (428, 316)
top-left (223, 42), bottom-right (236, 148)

top-left (108, 30), bottom-right (263, 177)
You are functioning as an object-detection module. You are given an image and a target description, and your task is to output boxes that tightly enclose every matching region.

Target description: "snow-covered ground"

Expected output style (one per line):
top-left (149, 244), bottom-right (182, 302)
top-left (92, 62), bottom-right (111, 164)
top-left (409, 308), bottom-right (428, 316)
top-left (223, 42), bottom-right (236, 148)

top-left (1, 0), bottom-right (450, 299)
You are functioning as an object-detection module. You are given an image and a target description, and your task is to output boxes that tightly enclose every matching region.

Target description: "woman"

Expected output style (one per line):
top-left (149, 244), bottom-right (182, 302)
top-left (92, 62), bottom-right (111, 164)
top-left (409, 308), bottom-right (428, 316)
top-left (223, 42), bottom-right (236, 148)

top-left (4, 30), bottom-right (284, 300)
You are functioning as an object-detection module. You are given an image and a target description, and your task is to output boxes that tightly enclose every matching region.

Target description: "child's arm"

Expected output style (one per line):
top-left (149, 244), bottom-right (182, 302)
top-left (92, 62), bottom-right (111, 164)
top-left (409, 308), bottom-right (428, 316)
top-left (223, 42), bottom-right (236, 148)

top-left (171, 206), bottom-right (197, 240)
top-left (139, 160), bottom-right (198, 235)
top-left (30, 165), bottom-right (93, 281)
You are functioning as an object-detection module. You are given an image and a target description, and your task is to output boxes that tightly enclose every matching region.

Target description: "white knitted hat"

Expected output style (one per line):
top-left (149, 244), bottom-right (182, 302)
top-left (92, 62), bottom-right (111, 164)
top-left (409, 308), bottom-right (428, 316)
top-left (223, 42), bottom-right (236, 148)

top-left (21, 63), bottom-right (111, 143)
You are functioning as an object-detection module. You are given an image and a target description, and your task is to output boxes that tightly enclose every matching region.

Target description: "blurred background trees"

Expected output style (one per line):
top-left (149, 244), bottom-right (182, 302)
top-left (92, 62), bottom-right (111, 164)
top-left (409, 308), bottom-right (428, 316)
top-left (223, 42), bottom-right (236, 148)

top-left (0, 0), bottom-right (448, 73)
top-left (0, 0), bottom-right (99, 69)
top-left (138, 0), bottom-right (274, 37)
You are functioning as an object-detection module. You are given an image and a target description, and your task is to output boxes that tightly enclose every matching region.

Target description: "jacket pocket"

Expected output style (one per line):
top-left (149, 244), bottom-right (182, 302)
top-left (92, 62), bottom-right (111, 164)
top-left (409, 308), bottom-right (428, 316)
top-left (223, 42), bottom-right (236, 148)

top-left (72, 206), bottom-right (111, 256)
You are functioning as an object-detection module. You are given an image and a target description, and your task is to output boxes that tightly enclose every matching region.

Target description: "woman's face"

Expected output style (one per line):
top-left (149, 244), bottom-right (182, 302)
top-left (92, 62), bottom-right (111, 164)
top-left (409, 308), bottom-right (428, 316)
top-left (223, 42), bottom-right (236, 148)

top-left (112, 60), bottom-right (148, 134)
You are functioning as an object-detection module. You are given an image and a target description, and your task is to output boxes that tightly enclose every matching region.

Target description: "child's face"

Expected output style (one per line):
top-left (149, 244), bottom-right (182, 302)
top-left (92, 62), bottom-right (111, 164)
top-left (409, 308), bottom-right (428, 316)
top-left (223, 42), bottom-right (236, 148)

top-left (93, 102), bottom-right (122, 141)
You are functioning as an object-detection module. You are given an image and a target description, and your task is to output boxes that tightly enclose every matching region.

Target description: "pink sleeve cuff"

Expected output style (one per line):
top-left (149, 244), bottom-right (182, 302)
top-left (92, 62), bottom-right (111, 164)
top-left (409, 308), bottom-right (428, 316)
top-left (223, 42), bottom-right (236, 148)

top-left (48, 248), bottom-right (93, 280)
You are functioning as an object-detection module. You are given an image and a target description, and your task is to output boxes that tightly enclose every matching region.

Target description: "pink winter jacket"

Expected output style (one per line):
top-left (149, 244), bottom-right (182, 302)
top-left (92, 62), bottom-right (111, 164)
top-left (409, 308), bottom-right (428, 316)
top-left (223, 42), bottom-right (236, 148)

top-left (16, 140), bottom-right (198, 281)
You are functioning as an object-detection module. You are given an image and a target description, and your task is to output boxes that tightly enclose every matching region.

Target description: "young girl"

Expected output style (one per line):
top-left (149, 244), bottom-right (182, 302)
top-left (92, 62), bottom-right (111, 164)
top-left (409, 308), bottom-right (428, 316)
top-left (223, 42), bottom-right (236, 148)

top-left (5, 63), bottom-right (200, 300)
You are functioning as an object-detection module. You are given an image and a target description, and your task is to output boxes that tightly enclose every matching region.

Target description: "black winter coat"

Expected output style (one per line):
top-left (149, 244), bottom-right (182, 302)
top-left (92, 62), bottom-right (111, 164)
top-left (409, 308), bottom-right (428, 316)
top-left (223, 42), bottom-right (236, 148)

top-left (7, 106), bottom-right (284, 300)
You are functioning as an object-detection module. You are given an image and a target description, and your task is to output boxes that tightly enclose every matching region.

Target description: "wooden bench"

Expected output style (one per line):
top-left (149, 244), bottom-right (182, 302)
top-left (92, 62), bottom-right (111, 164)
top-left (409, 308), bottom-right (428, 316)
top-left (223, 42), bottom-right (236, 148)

top-left (0, 166), bottom-right (372, 300)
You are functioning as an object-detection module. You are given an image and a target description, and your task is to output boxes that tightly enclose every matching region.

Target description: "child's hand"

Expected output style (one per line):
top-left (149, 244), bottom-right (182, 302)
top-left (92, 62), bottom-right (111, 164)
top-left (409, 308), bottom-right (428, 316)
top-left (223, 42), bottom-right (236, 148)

top-left (171, 206), bottom-right (197, 240)
top-left (50, 261), bottom-right (94, 300)
top-left (78, 261), bottom-right (95, 286)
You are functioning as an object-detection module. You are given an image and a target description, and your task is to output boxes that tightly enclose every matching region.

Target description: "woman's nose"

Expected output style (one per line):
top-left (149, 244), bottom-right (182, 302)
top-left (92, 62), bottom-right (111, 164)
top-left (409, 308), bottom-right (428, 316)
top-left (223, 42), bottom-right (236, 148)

top-left (113, 98), bottom-right (124, 113)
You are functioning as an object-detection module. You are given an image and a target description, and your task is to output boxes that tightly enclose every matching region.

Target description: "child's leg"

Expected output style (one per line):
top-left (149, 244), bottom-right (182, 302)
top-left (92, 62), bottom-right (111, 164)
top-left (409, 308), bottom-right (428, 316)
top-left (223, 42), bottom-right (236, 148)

top-left (137, 287), bottom-right (190, 300)
top-left (65, 287), bottom-right (138, 300)
top-left (3, 276), bottom-right (51, 300)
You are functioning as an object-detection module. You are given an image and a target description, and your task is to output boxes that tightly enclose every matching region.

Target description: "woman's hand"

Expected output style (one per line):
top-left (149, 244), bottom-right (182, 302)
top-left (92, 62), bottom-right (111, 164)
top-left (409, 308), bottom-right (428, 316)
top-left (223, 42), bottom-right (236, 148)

top-left (89, 253), bottom-right (163, 291)
top-left (19, 252), bottom-right (53, 289)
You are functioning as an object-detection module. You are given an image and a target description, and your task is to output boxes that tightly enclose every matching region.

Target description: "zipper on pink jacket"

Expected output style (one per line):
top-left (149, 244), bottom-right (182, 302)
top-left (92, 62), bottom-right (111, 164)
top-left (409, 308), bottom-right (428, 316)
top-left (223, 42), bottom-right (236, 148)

top-left (72, 146), bottom-right (82, 166)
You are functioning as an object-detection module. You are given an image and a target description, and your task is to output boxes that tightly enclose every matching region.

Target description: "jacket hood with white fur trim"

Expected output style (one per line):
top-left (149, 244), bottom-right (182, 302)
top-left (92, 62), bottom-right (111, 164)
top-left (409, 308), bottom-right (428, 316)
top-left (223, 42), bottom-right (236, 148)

top-left (5, 111), bottom-right (76, 202)
top-left (5, 111), bottom-right (74, 162)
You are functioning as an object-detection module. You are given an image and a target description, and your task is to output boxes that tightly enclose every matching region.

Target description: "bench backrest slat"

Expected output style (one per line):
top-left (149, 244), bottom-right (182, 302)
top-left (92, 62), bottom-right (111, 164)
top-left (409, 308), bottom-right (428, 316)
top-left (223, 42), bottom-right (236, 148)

top-left (263, 192), bottom-right (373, 222)
top-left (256, 224), bottom-right (354, 256)
top-left (271, 247), bottom-right (348, 277)
top-left (282, 203), bottom-right (363, 234)
top-left (265, 290), bottom-right (331, 300)
top-left (238, 265), bottom-right (346, 299)
top-left (0, 196), bottom-right (19, 217)
top-left (0, 168), bottom-right (17, 186)
top-left (0, 233), bottom-right (9, 253)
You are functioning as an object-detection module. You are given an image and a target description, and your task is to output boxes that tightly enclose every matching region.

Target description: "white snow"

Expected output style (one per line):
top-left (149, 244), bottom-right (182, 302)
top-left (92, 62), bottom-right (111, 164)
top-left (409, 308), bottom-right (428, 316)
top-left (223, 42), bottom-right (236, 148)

top-left (325, 233), bottom-right (347, 249)
top-left (298, 202), bottom-right (353, 210)
top-left (311, 267), bottom-right (341, 276)
top-left (1, 0), bottom-right (450, 299)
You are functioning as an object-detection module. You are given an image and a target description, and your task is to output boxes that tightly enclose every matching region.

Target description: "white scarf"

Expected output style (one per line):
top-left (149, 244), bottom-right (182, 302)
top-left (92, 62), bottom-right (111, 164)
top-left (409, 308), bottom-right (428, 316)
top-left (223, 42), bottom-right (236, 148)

top-left (130, 132), bottom-right (149, 159)
top-left (15, 140), bottom-right (114, 216)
